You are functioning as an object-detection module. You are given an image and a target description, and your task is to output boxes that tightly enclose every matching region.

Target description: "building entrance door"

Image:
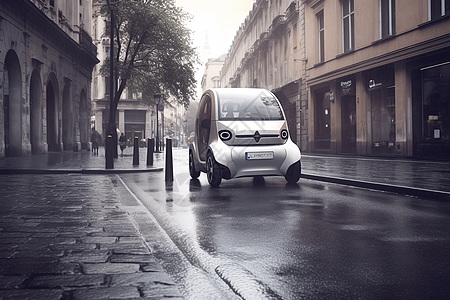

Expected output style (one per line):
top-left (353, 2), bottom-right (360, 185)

top-left (341, 95), bottom-right (356, 153)
top-left (314, 90), bottom-right (331, 151)
top-left (371, 88), bottom-right (396, 155)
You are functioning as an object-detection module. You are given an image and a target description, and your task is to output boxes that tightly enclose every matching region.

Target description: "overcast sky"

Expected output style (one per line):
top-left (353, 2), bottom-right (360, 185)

top-left (175, 0), bottom-right (255, 60)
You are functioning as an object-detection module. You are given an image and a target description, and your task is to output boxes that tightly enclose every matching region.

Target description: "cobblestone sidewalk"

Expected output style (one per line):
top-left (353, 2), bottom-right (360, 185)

top-left (0, 173), bottom-right (183, 300)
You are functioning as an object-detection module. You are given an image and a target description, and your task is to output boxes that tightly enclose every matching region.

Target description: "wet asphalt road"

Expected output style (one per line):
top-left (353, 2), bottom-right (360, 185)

top-left (120, 149), bottom-right (450, 300)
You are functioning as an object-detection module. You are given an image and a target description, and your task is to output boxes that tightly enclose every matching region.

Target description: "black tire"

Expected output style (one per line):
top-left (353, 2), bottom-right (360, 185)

top-left (189, 151), bottom-right (200, 179)
top-left (285, 160), bottom-right (301, 184)
top-left (206, 152), bottom-right (222, 187)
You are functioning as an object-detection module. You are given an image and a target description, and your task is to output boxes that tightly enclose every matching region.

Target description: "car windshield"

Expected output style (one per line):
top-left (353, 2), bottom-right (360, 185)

top-left (218, 90), bottom-right (284, 121)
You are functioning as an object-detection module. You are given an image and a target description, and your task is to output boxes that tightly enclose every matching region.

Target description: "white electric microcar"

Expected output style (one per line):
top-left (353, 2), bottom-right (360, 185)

top-left (189, 88), bottom-right (301, 187)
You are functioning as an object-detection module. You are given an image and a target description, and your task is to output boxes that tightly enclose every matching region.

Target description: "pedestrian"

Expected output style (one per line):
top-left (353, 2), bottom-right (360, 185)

top-left (91, 127), bottom-right (101, 155)
top-left (119, 133), bottom-right (127, 156)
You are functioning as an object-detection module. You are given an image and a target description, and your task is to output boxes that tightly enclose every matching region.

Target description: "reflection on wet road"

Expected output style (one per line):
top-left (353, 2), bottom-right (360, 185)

top-left (121, 149), bottom-right (450, 300)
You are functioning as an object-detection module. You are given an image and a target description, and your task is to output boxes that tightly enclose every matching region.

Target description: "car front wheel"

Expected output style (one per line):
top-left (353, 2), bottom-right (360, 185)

top-left (285, 160), bottom-right (301, 184)
top-left (189, 151), bottom-right (200, 179)
top-left (207, 153), bottom-right (222, 187)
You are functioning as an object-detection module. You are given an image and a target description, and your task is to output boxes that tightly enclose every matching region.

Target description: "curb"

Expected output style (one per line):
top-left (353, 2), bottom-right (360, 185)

top-left (0, 167), bottom-right (164, 175)
top-left (301, 173), bottom-right (450, 201)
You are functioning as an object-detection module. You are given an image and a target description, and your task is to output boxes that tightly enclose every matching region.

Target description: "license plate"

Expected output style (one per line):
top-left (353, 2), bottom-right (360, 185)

top-left (245, 151), bottom-right (274, 160)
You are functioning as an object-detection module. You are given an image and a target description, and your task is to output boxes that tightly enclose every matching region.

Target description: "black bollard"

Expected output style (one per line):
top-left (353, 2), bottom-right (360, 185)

top-left (165, 138), bottom-right (173, 182)
top-left (147, 138), bottom-right (154, 166)
top-left (105, 135), bottom-right (114, 169)
top-left (133, 136), bottom-right (139, 166)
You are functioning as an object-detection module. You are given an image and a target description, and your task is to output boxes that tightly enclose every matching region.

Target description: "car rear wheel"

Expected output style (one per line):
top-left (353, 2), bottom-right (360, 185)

top-left (207, 152), bottom-right (222, 187)
top-left (189, 151), bottom-right (200, 179)
top-left (285, 160), bottom-right (301, 184)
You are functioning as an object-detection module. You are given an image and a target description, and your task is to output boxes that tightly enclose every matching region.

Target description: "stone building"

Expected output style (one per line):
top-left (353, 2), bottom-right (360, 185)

top-left (219, 0), bottom-right (450, 159)
top-left (220, 0), bottom-right (308, 150)
top-left (201, 54), bottom-right (226, 92)
top-left (0, 0), bottom-right (98, 158)
top-left (305, 0), bottom-right (450, 158)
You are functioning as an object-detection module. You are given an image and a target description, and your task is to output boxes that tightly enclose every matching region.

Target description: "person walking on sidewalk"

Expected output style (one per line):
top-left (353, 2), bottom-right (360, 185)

top-left (119, 133), bottom-right (127, 156)
top-left (91, 127), bottom-right (101, 156)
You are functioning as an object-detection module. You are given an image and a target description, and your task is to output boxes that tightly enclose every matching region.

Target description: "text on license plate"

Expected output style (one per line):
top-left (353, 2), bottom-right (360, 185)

top-left (245, 151), bottom-right (274, 160)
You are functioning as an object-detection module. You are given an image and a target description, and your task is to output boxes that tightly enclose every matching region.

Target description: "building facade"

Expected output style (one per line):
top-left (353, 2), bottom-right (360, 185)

top-left (0, 0), bottom-right (98, 158)
top-left (201, 54), bottom-right (226, 92)
top-left (220, 0), bottom-right (308, 150)
top-left (305, 0), bottom-right (450, 158)
top-left (219, 0), bottom-right (450, 159)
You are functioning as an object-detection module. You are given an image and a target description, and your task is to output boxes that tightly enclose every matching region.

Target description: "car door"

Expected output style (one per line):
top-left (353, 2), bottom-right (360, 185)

top-left (196, 93), bottom-right (212, 162)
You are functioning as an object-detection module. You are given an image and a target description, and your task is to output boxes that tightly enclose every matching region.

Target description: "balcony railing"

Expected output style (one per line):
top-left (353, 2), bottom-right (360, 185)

top-left (79, 28), bottom-right (97, 57)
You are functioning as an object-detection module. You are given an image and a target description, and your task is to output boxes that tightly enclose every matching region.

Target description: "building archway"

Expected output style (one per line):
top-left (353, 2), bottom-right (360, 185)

top-left (62, 84), bottom-right (73, 150)
top-left (3, 50), bottom-right (22, 157)
top-left (30, 68), bottom-right (44, 154)
top-left (79, 89), bottom-right (89, 150)
top-left (46, 74), bottom-right (60, 151)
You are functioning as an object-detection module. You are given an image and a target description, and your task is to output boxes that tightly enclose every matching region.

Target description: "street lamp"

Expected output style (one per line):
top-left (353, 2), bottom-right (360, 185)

top-left (154, 94), bottom-right (161, 152)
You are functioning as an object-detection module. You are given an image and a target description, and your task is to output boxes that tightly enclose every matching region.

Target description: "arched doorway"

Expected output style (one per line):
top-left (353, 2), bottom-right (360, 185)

top-left (79, 89), bottom-right (89, 150)
top-left (46, 74), bottom-right (60, 151)
top-left (3, 50), bottom-right (22, 157)
top-left (30, 69), bottom-right (44, 154)
top-left (62, 84), bottom-right (73, 150)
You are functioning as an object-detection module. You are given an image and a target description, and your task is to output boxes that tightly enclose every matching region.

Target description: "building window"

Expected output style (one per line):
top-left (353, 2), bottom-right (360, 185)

top-left (380, 0), bottom-right (395, 38)
top-left (317, 10), bottom-right (324, 62)
top-left (429, 0), bottom-right (450, 20)
top-left (293, 23), bottom-right (298, 50)
top-left (342, 0), bottom-right (354, 53)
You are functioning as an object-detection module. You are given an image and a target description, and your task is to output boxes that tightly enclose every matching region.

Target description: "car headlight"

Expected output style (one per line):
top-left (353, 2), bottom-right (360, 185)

top-left (219, 130), bottom-right (232, 141)
top-left (281, 129), bottom-right (289, 140)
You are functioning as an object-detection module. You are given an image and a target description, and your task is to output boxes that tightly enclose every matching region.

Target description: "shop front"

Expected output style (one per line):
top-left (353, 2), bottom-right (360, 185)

top-left (339, 78), bottom-right (356, 154)
top-left (411, 50), bottom-right (450, 159)
top-left (309, 54), bottom-right (449, 159)
top-left (124, 110), bottom-right (146, 142)
top-left (364, 65), bottom-right (396, 156)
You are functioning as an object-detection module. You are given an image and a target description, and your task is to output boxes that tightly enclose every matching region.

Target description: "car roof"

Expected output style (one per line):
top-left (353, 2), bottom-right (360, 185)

top-left (206, 88), bottom-right (273, 98)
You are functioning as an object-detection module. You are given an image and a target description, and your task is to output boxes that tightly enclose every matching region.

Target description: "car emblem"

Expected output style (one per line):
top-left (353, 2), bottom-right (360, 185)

top-left (254, 131), bottom-right (261, 143)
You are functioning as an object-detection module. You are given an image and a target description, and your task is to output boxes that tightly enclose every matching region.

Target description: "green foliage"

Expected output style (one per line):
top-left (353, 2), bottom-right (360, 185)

top-left (100, 0), bottom-right (199, 109)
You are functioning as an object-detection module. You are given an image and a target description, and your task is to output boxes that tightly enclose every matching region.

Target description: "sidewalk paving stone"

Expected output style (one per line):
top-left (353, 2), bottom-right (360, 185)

top-left (71, 286), bottom-right (140, 300)
top-left (28, 274), bottom-right (106, 289)
top-left (83, 263), bottom-right (141, 275)
top-left (0, 289), bottom-right (64, 300)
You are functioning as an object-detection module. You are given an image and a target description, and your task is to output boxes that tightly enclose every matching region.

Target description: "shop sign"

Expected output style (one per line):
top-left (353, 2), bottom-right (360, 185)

top-left (340, 80), bottom-right (354, 95)
top-left (125, 110), bottom-right (146, 123)
top-left (368, 79), bottom-right (382, 89)
top-left (434, 129), bottom-right (440, 139)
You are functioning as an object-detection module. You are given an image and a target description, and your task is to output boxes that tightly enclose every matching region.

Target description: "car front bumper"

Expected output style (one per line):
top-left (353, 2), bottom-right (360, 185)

top-left (211, 139), bottom-right (301, 179)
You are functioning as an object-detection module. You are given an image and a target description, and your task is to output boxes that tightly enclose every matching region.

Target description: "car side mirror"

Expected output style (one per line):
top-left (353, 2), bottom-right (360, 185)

top-left (201, 119), bottom-right (211, 129)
